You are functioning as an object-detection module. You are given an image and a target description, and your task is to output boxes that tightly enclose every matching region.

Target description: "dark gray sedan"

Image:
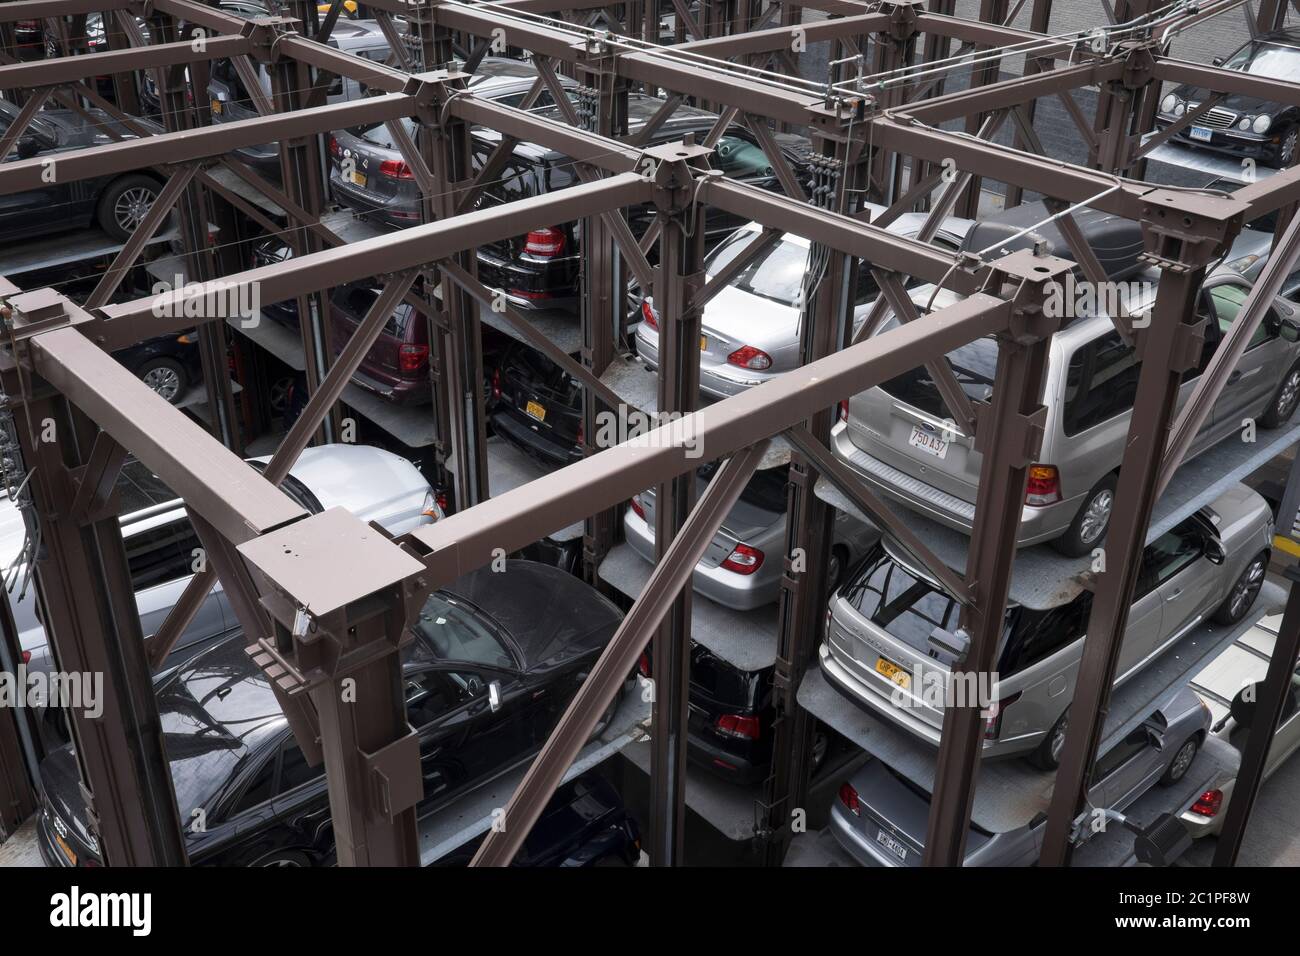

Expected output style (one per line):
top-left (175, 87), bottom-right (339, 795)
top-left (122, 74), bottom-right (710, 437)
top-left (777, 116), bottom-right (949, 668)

top-left (829, 687), bottom-right (1211, 866)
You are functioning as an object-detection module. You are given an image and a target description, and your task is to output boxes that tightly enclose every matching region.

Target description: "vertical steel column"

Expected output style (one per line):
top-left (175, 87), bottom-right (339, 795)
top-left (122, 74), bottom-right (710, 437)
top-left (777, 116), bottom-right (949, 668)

top-left (868, 3), bottom-right (919, 207)
top-left (270, 41), bottom-right (339, 445)
top-left (8, 389), bottom-right (186, 864)
top-left (923, 259), bottom-right (1060, 865)
top-left (955, 0), bottom-right (1010, 218)
top-left (1038, 198), bottom-right (1243, 865)
top-left (1003, 0), bottom-right (1054, 208)
top-left (647, 151), bottom-right (708, 865)
top-left (0, 588), bottom-right (38, 835)
top-left (761, 129), bottom-right (864, 866)
top-left (581, 64), bottom-right (629, 583)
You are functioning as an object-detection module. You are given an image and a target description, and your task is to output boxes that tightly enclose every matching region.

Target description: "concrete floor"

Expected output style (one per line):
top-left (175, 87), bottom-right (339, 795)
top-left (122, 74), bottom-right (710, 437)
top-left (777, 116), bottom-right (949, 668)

top-left (0, 816), bottom-right (42, 867)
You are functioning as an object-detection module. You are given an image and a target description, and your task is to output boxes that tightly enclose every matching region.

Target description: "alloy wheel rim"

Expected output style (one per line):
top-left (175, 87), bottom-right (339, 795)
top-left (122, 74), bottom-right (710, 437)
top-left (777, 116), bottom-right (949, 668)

top-left (1079, 490), bottom-right (1114, 544)
top-left (115, 187), bottom-right (157, 233)
top-left (1230, 559), bottom-right (1265, 618)
top-left (1051, 714), bottom-right (1069, 761)
top-left (1279, 370), bottom-right (1300, 419)
top-left (142, 366), bottom-right (181, 401)
top-left (1170, 741), bottom-right (1195, 780)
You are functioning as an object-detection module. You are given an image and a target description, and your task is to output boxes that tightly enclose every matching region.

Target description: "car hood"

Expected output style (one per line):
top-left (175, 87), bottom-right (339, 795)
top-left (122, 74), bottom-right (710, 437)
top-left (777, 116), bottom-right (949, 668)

top-left (443, 561), bottom-right (622, 669)
top-left (40, 744), bottom-right (100, 853)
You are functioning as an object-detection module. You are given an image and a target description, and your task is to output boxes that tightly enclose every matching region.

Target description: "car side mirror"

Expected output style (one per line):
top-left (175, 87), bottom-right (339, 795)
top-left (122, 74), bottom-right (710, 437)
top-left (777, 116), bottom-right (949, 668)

top-left (1212, 56), bottom-right (1224, 66)
top-left (1281, 316), bottom-right (1300, 342)
top-left (1204, 538), bottom-right (1226, 565)
top-left (15, 137), bottom-right (39, 160)
top-left (488, 679), bottom-right (502, 713)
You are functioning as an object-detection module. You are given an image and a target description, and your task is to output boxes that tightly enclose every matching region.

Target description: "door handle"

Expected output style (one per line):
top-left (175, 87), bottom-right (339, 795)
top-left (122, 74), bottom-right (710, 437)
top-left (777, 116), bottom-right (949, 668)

top-left (1164, 588), bottom-right (1182, 601)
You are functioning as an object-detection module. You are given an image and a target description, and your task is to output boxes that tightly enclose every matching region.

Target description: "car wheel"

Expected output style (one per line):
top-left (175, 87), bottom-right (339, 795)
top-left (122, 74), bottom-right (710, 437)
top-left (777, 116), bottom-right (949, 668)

top-left (252, 849), bottom-right (313, 867)
top-left (1028, 709), bottom-right (1068, 771)
top-left (1212, 551), bottom-right (1268, 626)
top-left (1052, 474), bottom-right (1117, 557)
top-left (96, 174), bottom-right (162, 241)
top-left (826, 545), bottom-right (850, 594)
top-left (268, 373), bottom-right (294, 416)
top-left (1273, 125), bottom-right (1299, 169)
top-left (136, 357), bottom-right (187, 404)
top-left (1159, 736), bottom-right (1199, 786)
top-left (1260, 361), bottom-right (1300, 428)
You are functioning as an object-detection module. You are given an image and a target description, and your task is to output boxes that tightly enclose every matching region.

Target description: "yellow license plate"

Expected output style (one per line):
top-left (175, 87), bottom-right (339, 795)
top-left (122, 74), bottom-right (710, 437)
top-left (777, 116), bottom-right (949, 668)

top-left (875, 656), bottom-right (910, 688)
top-left (525, 400), bottom-right (546, 422)
top-left (55, 833), bottom-right (77, 866)
top-left (347, 170), bottom-right (367, 188)
top-left (700, 335), bottom-right (708, 351)
top-left (210, 99), bottom-right (223, 115)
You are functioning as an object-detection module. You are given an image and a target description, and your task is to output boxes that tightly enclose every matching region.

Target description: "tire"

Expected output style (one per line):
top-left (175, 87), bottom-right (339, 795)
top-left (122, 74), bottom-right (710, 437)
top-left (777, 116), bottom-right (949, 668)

top-left (810, 724), bottom-right (831, 775)
top-left (251, 849), bottom-right (313, 867)
top-left (1212, 551), bottom-right (1268, 626)
top-left (96, 174), bottom-right (163, 241)
top-left (1051, 474), bottom-right (1117, 557)
top-left (1028, 709), bottom-right (1069, 771)
top-left (1270, 124), bottom-right (1299, 169)
top-left (136, 357), bottom-right (187, 404)
top-left (1159, 736), bottom-right (1199, 786)
top-left (1260, 360), bottom-right (1300, 428)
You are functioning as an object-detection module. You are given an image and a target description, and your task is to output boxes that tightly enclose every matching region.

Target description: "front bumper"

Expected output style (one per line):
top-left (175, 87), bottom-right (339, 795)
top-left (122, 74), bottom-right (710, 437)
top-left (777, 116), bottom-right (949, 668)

top-left (829, 422), bottom-right (1072, 547)
top-left (1155, 118), bottom-right (1283, 163)
top-left (623, 507), bottom-right (779, 610)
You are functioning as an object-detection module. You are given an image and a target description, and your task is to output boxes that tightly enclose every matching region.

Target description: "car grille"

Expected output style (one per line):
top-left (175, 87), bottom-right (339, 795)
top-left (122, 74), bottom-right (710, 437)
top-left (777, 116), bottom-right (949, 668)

top-left (1191, 105), bottom-right (1238, 130)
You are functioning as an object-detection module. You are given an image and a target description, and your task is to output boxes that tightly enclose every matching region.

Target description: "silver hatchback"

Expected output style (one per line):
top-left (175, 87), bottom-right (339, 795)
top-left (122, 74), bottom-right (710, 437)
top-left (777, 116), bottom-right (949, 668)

top-left (821, 484), bottom-right (1272, 768)
top-left (834, 232), bottom-right (1300, 556)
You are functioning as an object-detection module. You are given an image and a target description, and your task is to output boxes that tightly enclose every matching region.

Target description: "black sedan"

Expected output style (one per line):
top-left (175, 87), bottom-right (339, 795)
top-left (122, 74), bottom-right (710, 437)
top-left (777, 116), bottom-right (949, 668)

top-left (112, 330), bottom-right (204, 404)
top-left (1156, 29), bottom-right (1300, 168)
top-left (37, 560), bottom-right (625, 867)
top-left (0, 100), bottom-right (165, 242)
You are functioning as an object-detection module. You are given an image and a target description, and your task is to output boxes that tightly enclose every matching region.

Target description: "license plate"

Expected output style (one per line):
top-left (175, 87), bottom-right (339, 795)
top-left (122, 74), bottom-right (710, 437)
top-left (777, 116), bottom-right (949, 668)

top-left (700, 335), bottom-right (708, 351)
top-left (346, 169), bottom-right (368, 188)
top-left (875, 656), bottom-right (910, 689)
top-left (875, 829), bottom-right (908, 863)
top-left (54, 833), bottom-right (77, 866)
top-left (907, 424), bottom-right (949, 459)
top-left (210, 99), bottom-right (223, 115)
top-left (525, 400), bottom-right (546, 422)
top-left (1189, 126), bottom-right (1213, 142)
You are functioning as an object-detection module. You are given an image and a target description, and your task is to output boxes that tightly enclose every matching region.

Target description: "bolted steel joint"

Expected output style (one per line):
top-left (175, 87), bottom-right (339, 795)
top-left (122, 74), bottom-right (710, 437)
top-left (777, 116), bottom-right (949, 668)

top-left (1138, 189), bottom-right (1248, 272)
top-left (242, 16), bottom-right (300, 63)
top-left (1118, 42), bottom-right (1156, 90)
top-left (878, 0), bottom-right (923, 41)
top-left (407, 70), bottom-right (470, 127)
top-left (982, 249), bottom-right (1072, 345)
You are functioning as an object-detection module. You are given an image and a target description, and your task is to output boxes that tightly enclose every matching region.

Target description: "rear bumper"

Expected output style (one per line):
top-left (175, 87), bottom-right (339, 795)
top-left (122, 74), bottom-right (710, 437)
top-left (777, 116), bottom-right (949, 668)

top-left (490, 408), bottom-right (581, 468)
top-left (348, 364), bottom-right (430, 406)
top-left (329, 171), bottom-right (421, 229)
top-left (623, 507), bottom-right (778, 610)
top-left (686, 729), bottom-right (768, 784)
top-left (476, 247), bottom-right (578, 312)
top-left (634, 325), bottom-right (779, 399)
top-left (828, 802), bottom-right (906, 867)
top-left (829, 422), bottom-right (1071, 547)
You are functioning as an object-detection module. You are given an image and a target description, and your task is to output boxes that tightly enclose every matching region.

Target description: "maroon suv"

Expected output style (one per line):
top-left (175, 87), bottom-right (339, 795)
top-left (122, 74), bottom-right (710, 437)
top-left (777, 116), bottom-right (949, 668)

top-left (328, 283), bottom-right (431, 406)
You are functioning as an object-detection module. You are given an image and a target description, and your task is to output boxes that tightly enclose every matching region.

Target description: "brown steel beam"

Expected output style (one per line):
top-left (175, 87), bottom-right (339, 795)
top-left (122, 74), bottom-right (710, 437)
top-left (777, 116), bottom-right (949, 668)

top-left (0, 34), bottom-right (248, 90)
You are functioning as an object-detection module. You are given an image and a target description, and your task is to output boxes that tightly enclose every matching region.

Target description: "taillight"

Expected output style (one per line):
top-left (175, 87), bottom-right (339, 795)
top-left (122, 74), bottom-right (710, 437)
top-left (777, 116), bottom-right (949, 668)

top-left (380, 158), bottom-right (413, 179)
top-left (1190, 789), bottom-right (1223, 817)
top-left (21, 650), bottom-right (31, 664)
top-left (637, 652), bottom-right (652, 677)
top-left (838, 399), bottom-right (849, 422)
top-left (721, 543), bottom-right (764, 575)
top-left (328, 135), bottom-right (341, 158)
top-left (399, 343), bottom-right (428, 372)
top-left (435, 490), bottom-right (449, 512)
top-left (715, 713), bottom-right (760, 740)
top-left (491, 368), bottom-right (501, 400)
top-left (640, 299), bottom-right (659, 331)
top-left (727, 345), bottom-right (772, 370)
top-left (524, 227), bottom-right (565, 257)
top-left (1025, 464), bottom-right (1061, 506)
top-left (982, 691), bottom-right (1021, 740)
top-left (629, 495), bottom-right (646, 520)
top-left (576, 420), bottom-right (585, 446)
top-left (838, 782), bottom-right (861, 816)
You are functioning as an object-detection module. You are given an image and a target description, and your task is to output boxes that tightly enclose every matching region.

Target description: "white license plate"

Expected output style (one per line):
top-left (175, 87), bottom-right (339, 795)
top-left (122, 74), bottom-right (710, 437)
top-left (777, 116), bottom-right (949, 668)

top-left (907, 424), bottom-right (949, 459)
top-left (876, 829), bottom-right (908, 863)
top-left (1189, 126), bottom-right (1213, 142)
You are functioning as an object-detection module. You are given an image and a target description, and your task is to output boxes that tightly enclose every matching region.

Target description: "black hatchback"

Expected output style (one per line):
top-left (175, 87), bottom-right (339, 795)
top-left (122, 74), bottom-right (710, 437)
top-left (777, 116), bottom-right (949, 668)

top-left (37, 560), bottom-right (624, 867)
top-left (489, 340), bottom-right (584, 468)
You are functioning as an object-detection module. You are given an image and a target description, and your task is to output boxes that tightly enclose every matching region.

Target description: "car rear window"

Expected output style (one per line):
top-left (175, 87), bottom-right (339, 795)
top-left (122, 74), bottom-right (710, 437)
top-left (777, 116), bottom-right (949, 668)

top-left (877, 336), bottom-right (997, 420)
top-left (840, 544), bottom-right (966, 649)
top-left (697, 460), bottom-right (789, 512)
top-left (705, 231), bottom-right (807, 306)
top-left (1062, 330), bottom-right (1140, 436)
top-left (334, 285), bottom-right (413, 335)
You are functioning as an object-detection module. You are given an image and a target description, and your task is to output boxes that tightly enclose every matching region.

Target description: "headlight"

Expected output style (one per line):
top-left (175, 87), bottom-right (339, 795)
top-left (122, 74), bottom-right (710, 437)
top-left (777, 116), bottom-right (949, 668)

top-left (1253, 114), bottom-right (1272, 134)
top-left (1174, 102), bottom-right (1186, 117)
top-left (1161, 93), bottom-right (1176, 114)
top-left (1239, 117), bottom-right (1252, 131)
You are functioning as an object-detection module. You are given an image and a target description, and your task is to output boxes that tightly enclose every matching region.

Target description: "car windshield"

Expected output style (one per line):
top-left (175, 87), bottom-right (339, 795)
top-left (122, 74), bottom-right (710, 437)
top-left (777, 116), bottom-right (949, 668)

top-left (412, 592), bottom-right (516, 669)
top-left (705, 231), bottom-right (808, 306)
top-left (877, 334), bottom-right (998, 420)
top-left (1224, 40), bottom-right (1300, 81)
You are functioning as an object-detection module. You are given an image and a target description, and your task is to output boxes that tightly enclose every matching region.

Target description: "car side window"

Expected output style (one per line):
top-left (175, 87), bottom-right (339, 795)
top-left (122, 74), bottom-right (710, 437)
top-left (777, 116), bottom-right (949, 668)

top-left (277, 740), bottom-right (321, 795)
top-left (998, 595), bottom-right (1091, 675)
top-left (1089, 725), bottom-right (1150, 785)
top-left (1209, 283), bottom-right (1276, 351)
top-left (405, 669), bottom-right (457, 728)
top-left (125, 518), bottom-right (202, 591)
top-left (230, 753), bottom-right (276, 816)
top-left (1139, 525), bottom-right (1205, 593)
top-left (1062, 332), bottom-right (1141, 436)
top-left (1282, 268), bottom-right (1300, 305)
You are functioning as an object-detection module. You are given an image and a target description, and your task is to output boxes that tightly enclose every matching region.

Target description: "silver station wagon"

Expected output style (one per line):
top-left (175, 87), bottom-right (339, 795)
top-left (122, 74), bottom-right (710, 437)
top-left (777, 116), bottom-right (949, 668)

top-left (820, 484), bottom-right (1272, 769)
top-left (830, 687), bottom-right (1210, 866)
top-left (832, 215), bottom-right (1300, 556)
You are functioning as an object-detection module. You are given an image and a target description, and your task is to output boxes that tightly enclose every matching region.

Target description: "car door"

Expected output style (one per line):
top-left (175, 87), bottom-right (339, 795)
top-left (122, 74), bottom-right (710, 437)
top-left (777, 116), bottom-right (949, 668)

top-left (1113, 553), bottom-right (1167, 684)
top-left (1150, 523), bottom-right (1216, 646)
top-left (1206, 281), bottom-right (1287, 428)
top-left (0, 114), bottom-right (64, 235)
top-left (1091, 725), bottom-right (1161, 810)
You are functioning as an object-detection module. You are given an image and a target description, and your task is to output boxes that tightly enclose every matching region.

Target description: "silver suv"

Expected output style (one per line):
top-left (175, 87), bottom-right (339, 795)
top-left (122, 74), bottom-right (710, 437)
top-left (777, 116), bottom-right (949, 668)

top-left (821, 484), bottom-right (1272, 769)
top-left (833, 223), bottom-right (1300, 556)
